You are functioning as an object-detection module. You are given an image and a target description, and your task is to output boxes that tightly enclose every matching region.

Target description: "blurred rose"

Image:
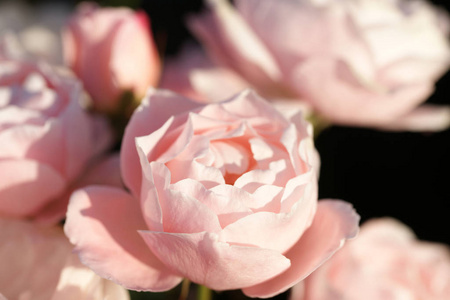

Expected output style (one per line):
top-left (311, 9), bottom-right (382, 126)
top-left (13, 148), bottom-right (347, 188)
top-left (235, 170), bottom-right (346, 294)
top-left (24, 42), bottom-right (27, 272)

top-left (0, 217), bottom-right (129, 300)
top-left (188, 0), bottom-right (450, 131)
top-left (291, 218), bottom-right (450, 300)
top-left (63, 2), bottom-right (160, 114)
top-left (65, 89), bottom-right (359, 297)
top-left (160, 43), bottom-right (250, 103)
top-left (0, 37), bottom-right (112, 222)
top-left (0, 0), bottom-right (70, 64)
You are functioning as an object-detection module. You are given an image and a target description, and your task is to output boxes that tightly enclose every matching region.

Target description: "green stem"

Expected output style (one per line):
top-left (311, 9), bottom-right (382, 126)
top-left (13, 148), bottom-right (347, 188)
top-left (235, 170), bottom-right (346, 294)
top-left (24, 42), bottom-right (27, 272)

top-left (197, 285), bottom-right (213, 300)
top-left (179, 279), bottom-right (191, 300)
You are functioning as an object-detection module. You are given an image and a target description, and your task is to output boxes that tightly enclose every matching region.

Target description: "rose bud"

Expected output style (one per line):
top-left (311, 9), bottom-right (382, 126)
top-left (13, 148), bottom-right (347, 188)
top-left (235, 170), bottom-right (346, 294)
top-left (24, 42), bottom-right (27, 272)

top-left (63, 2), bottom-right (160, 115)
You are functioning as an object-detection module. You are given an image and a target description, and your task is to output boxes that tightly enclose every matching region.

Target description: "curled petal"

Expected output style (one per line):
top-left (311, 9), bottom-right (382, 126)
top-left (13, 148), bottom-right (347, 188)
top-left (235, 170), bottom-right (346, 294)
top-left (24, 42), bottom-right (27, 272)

top-left (242, 200), bottom-right (359, 298)
top-left (121, 89), bottom-right (202, 197)
top-left (139, 230), bottom-right (291, 290)
top-left (64, 186), bottom-right (182, 291)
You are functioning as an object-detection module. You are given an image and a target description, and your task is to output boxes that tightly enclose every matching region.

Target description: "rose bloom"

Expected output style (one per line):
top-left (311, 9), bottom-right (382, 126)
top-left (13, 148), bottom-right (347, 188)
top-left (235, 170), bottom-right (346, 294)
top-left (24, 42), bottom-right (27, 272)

top-left (188, 0), bottom-right (450, 131)
top-left (291, 218), bottom-right (450, 300)
top-left (0, 36), bottom-right (111, 222)
top-left (65, 89), bottom-right (359, 298)
top-left (0, 218), bottom-right (129, 300)
top-left (63, 2), bottom-right (161, 114)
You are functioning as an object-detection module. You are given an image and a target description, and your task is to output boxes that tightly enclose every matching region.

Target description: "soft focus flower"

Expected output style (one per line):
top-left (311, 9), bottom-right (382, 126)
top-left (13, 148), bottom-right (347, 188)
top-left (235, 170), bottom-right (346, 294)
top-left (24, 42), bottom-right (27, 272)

top-left (188, 0), bottom-right (450, 131)
top-left (160, 43), bottom-right (250, 103)
top-left (65, 89), bottom-right (359, 298)
top-left (0, 217), bottom-right (130, 300)
top-left (0, 37), bottom-right (112, 222)
top-left (291, 218), bottom-right (450, 300)
top-left (0, 0), bottom-right (70, 64)
top-left (63, 2), bottom-right (160, 114)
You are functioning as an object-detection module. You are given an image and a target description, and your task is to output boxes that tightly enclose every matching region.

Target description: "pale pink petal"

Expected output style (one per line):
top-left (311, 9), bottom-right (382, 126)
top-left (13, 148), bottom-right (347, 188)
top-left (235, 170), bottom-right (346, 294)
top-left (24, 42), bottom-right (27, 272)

top-left (188, 0), bottom-right (282, 90)
top-left (220, 175), bottom-right (316, 253)
top-left (139, 230), bottom-right (291, 290)
top-left (249, 184), bottom-right (283, 212)
top-left (64, 186), bottom-right (182, 291)
top-left (121, 88), bottom-right (202, 197)
top-left (374, 105), bottom-right (450, 132)
top-left (0, 159), bottom-right (65, 217)
top-left (0, 121), bottom-right (64, 174)
top-left (293, 58), bottom-right (434, 126)
top-left (234, 169), bottom-right (277, 193)
top-left (111, 11), bottom-right (160, 99)
top-left (60, 98), bottom-right (95, 181)
top-left (0, 218), bottom-right (72, 300)
top-left (172, 181), bottom-right (253, 228)
top-left (33, 153), bottom-right (123, 225)
top-left (51, 253), bottom-right (130, 300)
top-left (138, 159), bottom-right (222, 234)
top-left (159, 43), bottom-right (214, 102)
top-left (242, 200), bottom-right (359, 298)
top-left (159, 43), bottom-right (249, 103)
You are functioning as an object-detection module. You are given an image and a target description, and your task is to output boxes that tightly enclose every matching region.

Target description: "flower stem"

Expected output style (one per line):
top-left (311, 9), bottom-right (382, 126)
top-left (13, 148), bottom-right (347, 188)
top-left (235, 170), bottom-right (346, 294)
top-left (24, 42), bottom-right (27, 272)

top-left (179, 279), bottom-right (191, 300)
top-left (197, 285), bottom-right (213, 300)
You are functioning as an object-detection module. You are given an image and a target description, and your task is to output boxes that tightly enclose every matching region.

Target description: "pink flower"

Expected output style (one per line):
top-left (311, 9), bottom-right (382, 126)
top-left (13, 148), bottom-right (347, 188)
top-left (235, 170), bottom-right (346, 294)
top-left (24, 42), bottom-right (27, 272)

top-left (291, 218), bottom-right (450, 300)
top-left (0, 218), bottom-right (129, 300)
top-left (65, 89), bottom-right (359, 297)
top-left (63, 2), bottom-right (160, 114)
top-left (160, 43), bottom-right (251, 103)
top-left (0, 38), bottom-right (112, 222)
top-left (188, 0), bottom-right (450, 131)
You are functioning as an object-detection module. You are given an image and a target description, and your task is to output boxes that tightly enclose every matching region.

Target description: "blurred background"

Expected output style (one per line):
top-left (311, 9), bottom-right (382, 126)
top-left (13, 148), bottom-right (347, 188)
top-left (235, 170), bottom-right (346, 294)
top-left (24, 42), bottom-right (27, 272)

top-left (0, 0), bottom-right (449, 298)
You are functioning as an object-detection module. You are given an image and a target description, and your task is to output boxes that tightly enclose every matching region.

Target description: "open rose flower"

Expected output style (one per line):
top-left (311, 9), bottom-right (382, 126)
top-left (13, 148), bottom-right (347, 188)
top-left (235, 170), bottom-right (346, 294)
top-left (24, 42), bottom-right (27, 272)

top-left (0, 218), bottom-right (129, 300)
top-left (291, 218), bottom-right (450, 300)
top-left (63, 2), bottom-right (160, 114)
top-left (188, 0), bottom-right (450, 131)
top-left (0, 37), bottom-right (112, 222)
top-left (65, 89), bottom-right (359, 298)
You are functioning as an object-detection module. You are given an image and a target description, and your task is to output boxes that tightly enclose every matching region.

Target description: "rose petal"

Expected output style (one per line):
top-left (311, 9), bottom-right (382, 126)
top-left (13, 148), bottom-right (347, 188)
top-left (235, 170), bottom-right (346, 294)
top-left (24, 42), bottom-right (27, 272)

top-left (219, 176), bottom-right (316, 253)
top-left (242, 200), bottom-right (359, 298)
top-left (64, 186), bottom-right (182, 291)
top-left (172, 180), bottom-right (253, 228)
top-left (374, 104), bottom-right (450, 132)
top-left (0, 159), bottom-right (65, 217)
top-left (121, 88), bottom-right (203, 197)
top-left (139, 230), bottom-right (291, 290)
top-left (293, 58), bottom-right (434, 126)
top-left (0, 121), bottom-right (64, 174)
top-left (188, 0), bottom-right (282, 86)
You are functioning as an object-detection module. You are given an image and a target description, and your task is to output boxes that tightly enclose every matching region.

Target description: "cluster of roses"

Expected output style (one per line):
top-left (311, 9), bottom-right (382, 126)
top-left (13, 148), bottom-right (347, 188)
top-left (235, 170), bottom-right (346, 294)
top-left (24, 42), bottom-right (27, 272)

top-left (1, 0), bottom-right (450, 299)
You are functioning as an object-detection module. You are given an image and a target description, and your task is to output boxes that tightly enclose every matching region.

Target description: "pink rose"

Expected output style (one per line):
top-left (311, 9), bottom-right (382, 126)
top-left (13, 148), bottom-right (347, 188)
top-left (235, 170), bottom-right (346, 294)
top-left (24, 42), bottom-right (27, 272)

top-left (0, 38), bottom-right (112, 221)
top-left (160, 43), bottom-right (251, 103)
top-left (292, 218), bottom-right (450, 300)
top-left (188, 0), bottom-right (450, 131)
top-left (65, 89), bottom-right (359, 297)
top-left (63, 2), bottom-right (160, 114)
top-left (0, 218), bottom-right (129, 300)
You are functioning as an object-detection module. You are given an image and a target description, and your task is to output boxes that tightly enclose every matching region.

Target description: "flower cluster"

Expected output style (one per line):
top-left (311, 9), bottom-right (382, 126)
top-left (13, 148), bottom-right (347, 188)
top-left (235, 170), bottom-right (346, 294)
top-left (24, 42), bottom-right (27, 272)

top-left (0, 0), bottom-right (449, 300)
